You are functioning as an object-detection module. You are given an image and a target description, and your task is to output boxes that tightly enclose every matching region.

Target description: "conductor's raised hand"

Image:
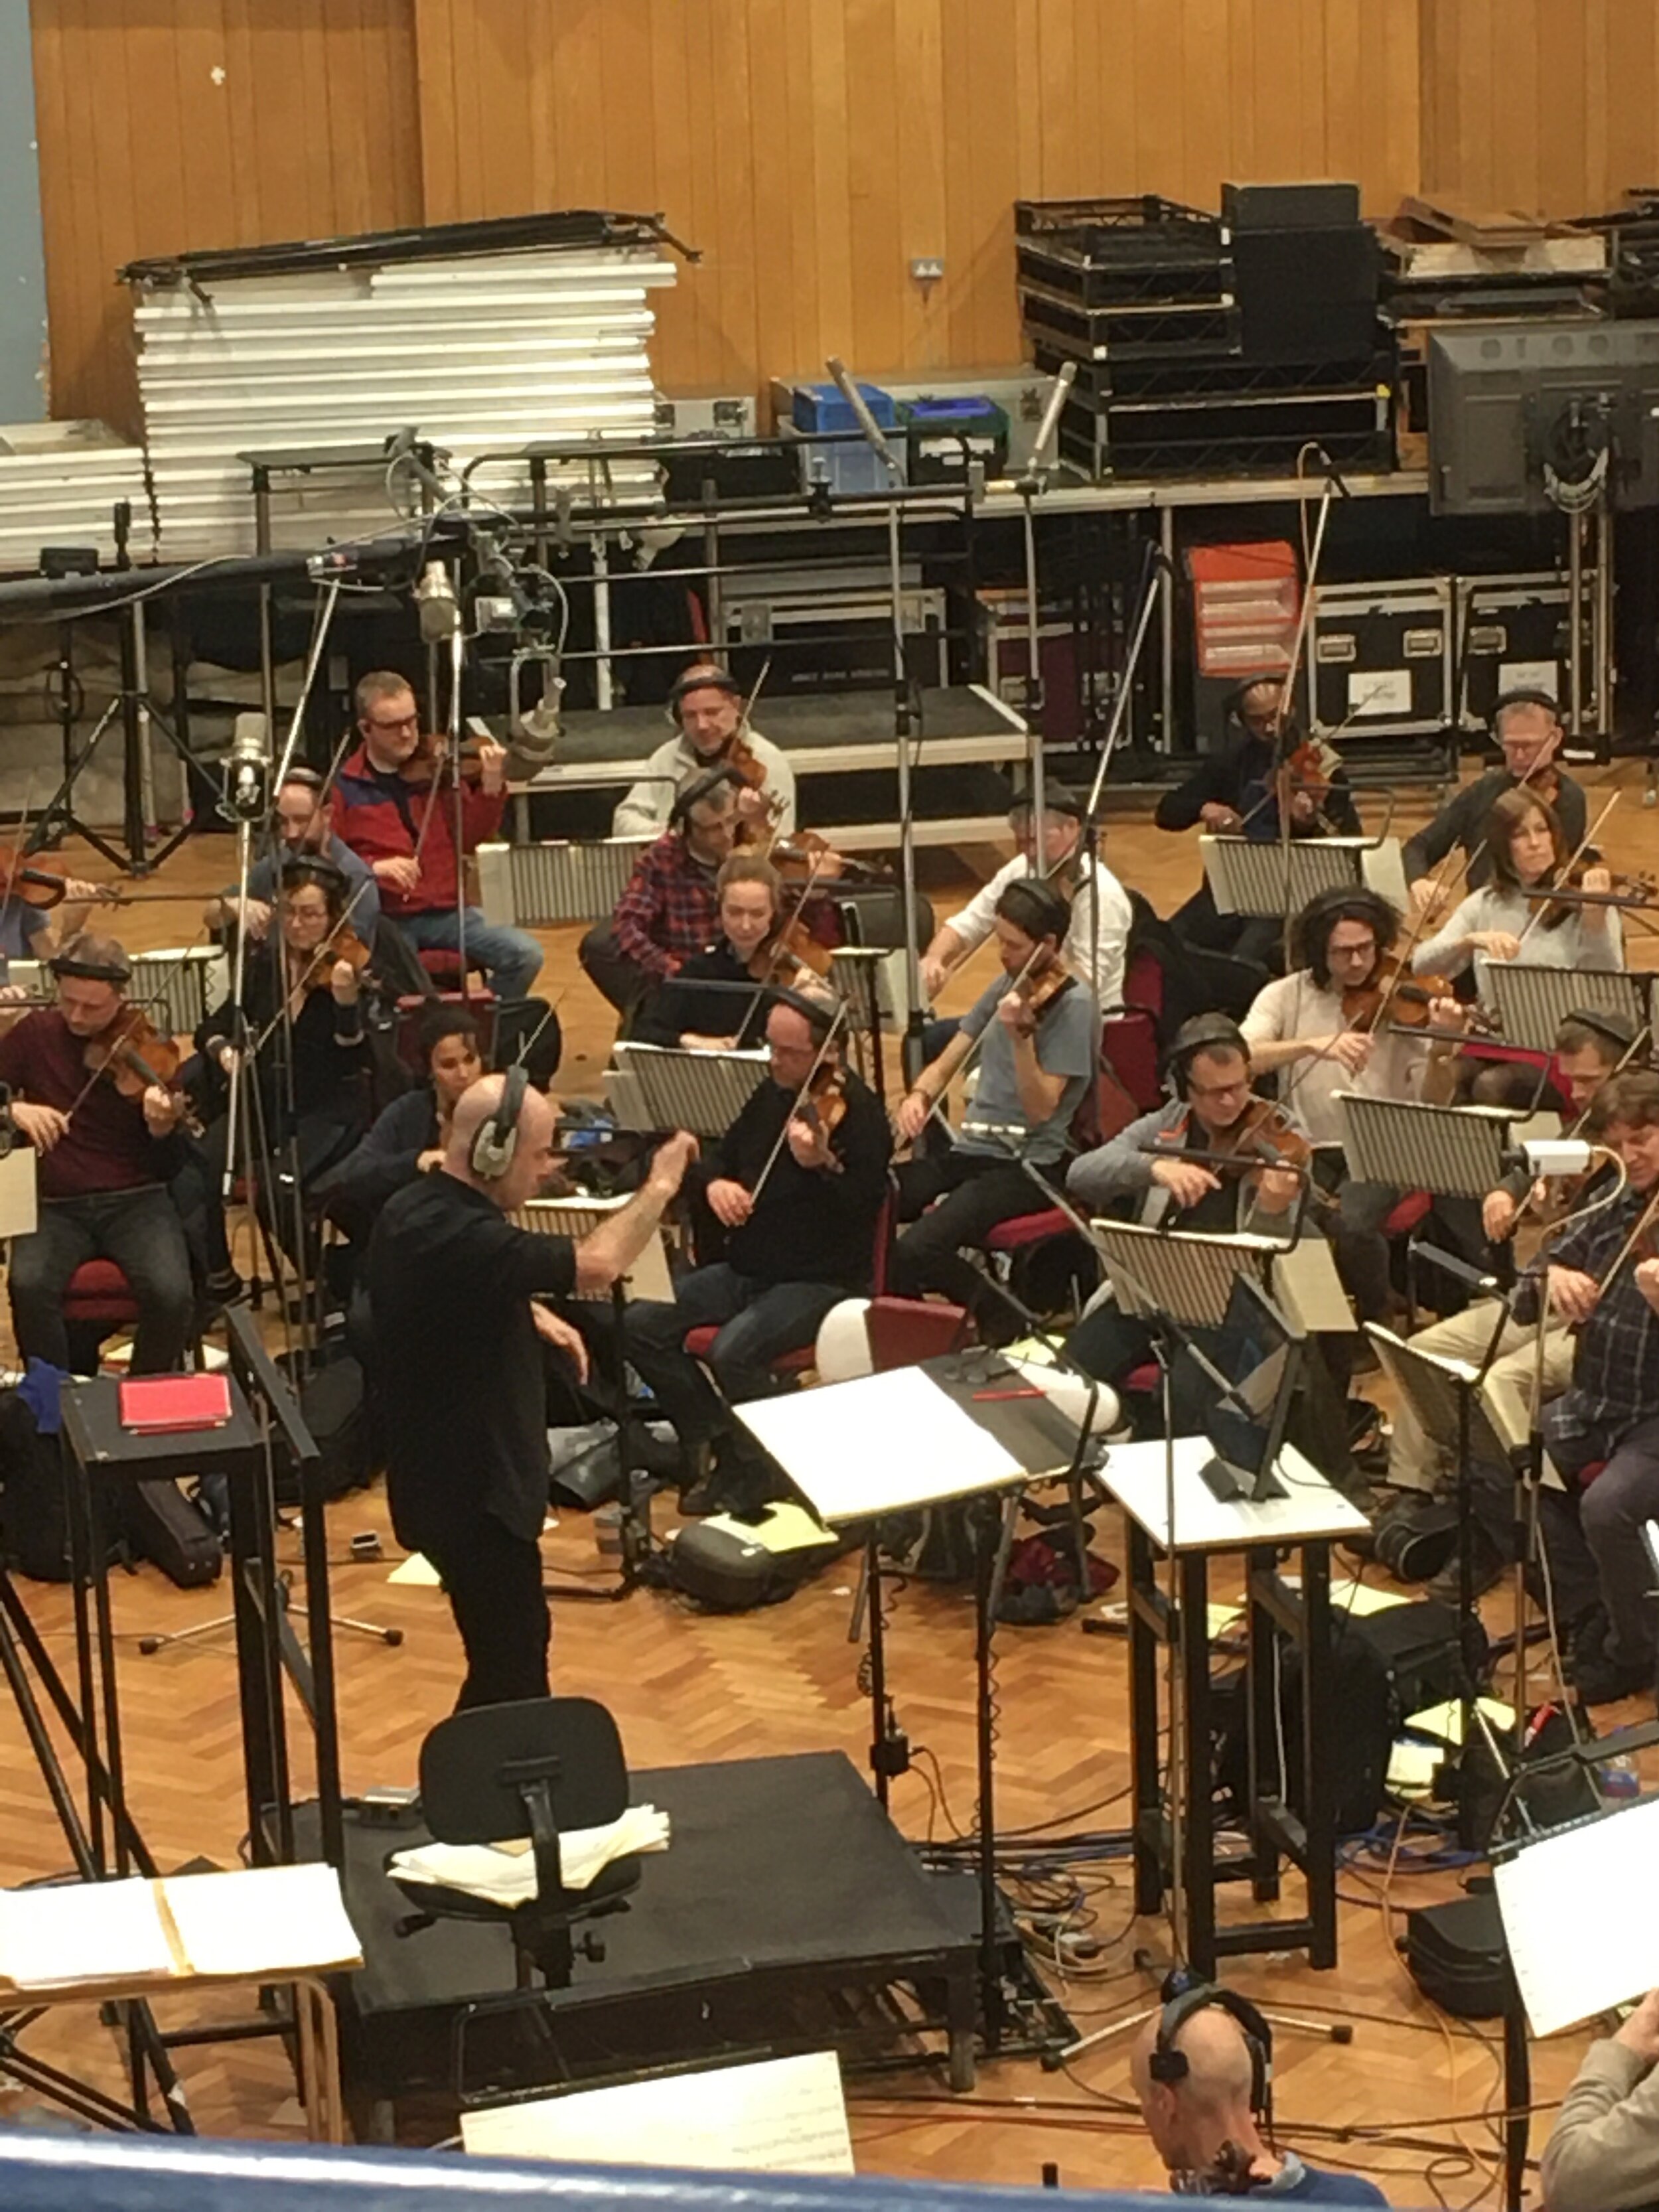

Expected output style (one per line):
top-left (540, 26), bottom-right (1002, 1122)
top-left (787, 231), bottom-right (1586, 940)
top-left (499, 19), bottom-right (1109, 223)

top-left (705, 1177), bottom-right (753, 1228)
top-left (1149, 1156), bottom-right (1220, 1210)
top-left (647, 1129), bottom-right (699, 1197)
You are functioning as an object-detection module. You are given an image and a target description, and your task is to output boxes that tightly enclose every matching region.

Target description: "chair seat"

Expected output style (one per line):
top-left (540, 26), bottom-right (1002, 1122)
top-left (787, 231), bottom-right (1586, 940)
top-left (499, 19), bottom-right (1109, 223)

top-left (1577, 1459), bottom-right (1609, 1489)
top-left (393, 1848), bottom-right (641, 1926)
top-left (985, 1207), bottom-right (1071, 1253)
top-left (1382, 1189), bottom-right (1433, 1238)
top-left (683, 1324), bottom-right (814, 1375)
top-left (63, 1260), bottom-right (141, 1322)
top-left (417, 947), bottom-right (485, 980)
top-left (1122, 1361), bottom-right (1161, 1396)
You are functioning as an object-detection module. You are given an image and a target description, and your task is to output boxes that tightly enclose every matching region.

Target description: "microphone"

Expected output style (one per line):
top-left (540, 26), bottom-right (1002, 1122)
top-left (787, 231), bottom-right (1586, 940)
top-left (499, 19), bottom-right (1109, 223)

top-left (824, 357), bottom-right (902, 484)
top-left (222, 710), bottom-right (269, 824)
top-left (414, 559), bottom-right (460, 642)
top-left (1027, 361), bottom-right (1077, 480)
top-left (1501, 1138), bottom-right (1597, 1178)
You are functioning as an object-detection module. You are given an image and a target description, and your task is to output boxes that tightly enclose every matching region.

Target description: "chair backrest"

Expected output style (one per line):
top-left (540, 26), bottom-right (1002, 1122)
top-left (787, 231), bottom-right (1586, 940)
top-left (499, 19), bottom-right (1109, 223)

top-left (864, 1296), bottom-right (975, 1370)
top-left (419, 1696), bottom-right (627, 1846)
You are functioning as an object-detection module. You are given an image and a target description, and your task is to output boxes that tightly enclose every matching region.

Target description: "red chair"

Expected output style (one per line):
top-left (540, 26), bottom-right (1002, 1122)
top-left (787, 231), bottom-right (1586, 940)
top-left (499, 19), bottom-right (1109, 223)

top-left (682, 1188), bottom-right (894, 1385)
top-left (1383, 1187), bottom-right (1433, 1325)
top-left (62, 1260), bottom-right (141, 1329)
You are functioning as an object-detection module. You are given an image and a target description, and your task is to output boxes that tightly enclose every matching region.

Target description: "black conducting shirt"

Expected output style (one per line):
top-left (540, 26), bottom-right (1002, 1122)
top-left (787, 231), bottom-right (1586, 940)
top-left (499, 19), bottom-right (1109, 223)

top-left (366, 1172), bottom-right (577, 1548)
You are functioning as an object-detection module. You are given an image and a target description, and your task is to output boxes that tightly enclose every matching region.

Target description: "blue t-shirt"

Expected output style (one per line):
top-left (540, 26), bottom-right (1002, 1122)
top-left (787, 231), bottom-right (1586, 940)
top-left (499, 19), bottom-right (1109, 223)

top-left (0, 903), bottom-right (50, 964)
top-left (957, 970), bottom-right (1097, 1163)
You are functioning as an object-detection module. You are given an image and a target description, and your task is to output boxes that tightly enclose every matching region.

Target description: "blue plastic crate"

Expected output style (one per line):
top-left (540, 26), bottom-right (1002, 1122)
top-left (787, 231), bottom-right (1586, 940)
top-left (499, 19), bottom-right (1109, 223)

top-left (790, 380), bottom-right (898, 434)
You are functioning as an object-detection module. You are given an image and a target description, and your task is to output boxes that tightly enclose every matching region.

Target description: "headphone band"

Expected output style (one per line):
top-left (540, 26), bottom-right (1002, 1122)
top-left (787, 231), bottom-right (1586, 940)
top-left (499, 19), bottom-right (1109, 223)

top-left (1149, 1978), bottom-right (1273, 2118)
top-left (470, 1064), bottom-right (529, 1182)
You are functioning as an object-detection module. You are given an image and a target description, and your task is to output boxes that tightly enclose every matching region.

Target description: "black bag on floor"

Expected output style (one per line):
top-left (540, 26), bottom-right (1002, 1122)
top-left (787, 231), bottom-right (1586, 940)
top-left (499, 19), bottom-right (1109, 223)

top-left (0, 1390), bottom-right (76, 1582)
top-left (299, 1355), bottom-right (372, 1502)
top-left (109, 1479), bottom-right (222, 1589)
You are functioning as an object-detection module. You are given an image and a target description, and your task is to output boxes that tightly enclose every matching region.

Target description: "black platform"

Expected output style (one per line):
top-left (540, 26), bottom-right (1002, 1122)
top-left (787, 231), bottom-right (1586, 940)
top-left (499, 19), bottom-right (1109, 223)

top-left (319, 1749), bottom-right (979, 2137)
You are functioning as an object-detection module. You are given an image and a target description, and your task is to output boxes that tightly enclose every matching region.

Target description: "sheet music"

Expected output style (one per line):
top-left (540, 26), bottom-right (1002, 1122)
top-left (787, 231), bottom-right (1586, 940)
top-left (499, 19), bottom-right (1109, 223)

top-left (159, 1863), bottom-right (362, 1978)
top-left (1494, 1796), bottom-right (1659, 2036)
top-left (737, 1366), bottom-right (1025, 1521)
top-left (461, 2050), bottom-right (855, 2175)
top-left (0, 1878), bottom-right (174, 1990)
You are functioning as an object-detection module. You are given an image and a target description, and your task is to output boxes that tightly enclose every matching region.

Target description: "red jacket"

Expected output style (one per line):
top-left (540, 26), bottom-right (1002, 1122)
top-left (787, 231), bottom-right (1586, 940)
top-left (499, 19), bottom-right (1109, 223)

top-left (330, 744), bottom-right (506, 917)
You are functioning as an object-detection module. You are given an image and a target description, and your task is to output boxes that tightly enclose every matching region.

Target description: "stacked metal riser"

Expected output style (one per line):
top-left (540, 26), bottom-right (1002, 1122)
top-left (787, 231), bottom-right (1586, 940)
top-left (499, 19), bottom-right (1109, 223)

top-left (1017, 190), bottom-right (1393, 479)
top-left (0, 423), bottom-right (153, 575)
top-left (129, 249), bottom-right (675, 558)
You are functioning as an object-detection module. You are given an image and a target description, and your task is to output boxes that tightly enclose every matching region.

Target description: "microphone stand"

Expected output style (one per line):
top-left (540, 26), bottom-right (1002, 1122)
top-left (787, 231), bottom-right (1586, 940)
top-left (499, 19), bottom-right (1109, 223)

top-left (1015, 362), bottom-right (1076, 871)
top-left (1076, 536), bottom-right (1167, 1010)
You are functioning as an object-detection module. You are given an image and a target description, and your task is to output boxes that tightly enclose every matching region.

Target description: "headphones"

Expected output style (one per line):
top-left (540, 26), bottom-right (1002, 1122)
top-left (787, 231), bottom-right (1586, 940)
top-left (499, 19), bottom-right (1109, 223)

top-left (49, 944), bottom-right (131, 986)
top-left (670, 764), bottom-right (743, 831)
top-left (1561, 1002), bottom-right (1642, 1055)
top-left (666, 662), bottom-right (742, 728)
top-left (1164, 1013), bottom-right (1248, 1100)
top-left (1491, 686), bottom-right (1561, 731)
top-left (470, 1063), bottom-right (528, 1182)
top-left (1148, 1972), bottom-right (1274, 2121)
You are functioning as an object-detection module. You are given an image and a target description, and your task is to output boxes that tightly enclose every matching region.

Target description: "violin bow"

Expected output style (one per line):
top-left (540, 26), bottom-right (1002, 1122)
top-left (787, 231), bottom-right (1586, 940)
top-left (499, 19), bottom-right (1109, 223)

top-left (244, 872), bottom-right (382, 1063)
top-left (906, 945), bottom-right (1048, 1151)
top-left (1514, 790), bottom-right (1622, 954)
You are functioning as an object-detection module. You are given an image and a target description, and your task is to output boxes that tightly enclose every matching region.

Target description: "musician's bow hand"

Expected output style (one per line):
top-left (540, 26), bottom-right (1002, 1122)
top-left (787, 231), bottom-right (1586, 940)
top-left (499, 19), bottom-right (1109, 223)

top-left (1199, 802), bottom-right (1243, 833)
top-left (1636, 1257), bottom-right (1659, 1317)
top-left (919, 954), bottom-right (950, 999)
top-left (1471, 929), bottom-right (1522, 963)
top-left (1323, 1029), bottom-right (1373, 1076)
top-left (476, 738), bottom-right (508, 796)
top-left (1150, 1156), bottom-right (1220, 1209)
top-left (893, 1090), bottom-right (932, 1145)
top-left (705, 1176), bottom-right (753, 1228)
top-left (1409, 875), bottom-right (1449, 922)
top-left (1482, 1187), bottom-right (1520, 1242)
top-left (13, 1100), bottom-right (67, 1153)
top-left (372, 855), bottom-right (421, 896)
top-left (1615, 1990), bottom-right (1659, 2066)
top-left (1546, 1265), bottom-right (1601, 1325)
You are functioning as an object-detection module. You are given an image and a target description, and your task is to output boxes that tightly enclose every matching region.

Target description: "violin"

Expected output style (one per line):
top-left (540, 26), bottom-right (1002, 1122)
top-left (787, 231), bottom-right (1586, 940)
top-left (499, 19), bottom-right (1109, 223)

top-left (1342, 953), bottom-right (1460, 1033)
top-left (1150, 1094), bottom-right (1321, 1207)
top-left (747, 913), bottom-right (833, 984)
top-left (399, 733), bottom-right (488, 790)
top-left (317, 920), bottom-right (373, 978)
top-left (798, 1062), bottom-right (849, 1140)
top-left (82, 1011), bottom-right (204, 1138)
top-left (0, 848), bottom-right (175, 913)
top-left (1531, 851), bottom-right (1657, 932)
top-left (1007, 964), bottom-right (1072, 1037)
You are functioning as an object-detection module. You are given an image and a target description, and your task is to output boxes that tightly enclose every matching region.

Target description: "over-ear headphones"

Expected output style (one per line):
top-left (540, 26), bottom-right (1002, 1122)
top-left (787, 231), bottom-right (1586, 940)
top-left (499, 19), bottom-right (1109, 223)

top-left (470, 1063), bottom-right (528, 1181)
top-left (1490, 686), bottom-right (1561, 731)
top-left (1163, 1013), bottom-right (1248, 1100)
top-left (1148, 1971), bottom-right (1273, 2121)
top-left (1561, 1002), bottom-right (1642, 1055)
top-left (665, 662), bottom-right (742, 728)
top-left (670, 764), bottom-right (743, 832)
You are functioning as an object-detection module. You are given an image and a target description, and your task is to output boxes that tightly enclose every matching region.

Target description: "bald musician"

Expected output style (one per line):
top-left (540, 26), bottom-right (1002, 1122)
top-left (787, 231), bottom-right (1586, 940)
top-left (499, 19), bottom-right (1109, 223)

top-left (366, 1073), bottom-right (696, 1708)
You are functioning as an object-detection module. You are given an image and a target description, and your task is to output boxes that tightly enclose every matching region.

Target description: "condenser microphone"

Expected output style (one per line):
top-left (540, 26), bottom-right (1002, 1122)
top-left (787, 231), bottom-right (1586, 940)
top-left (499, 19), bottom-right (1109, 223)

top-left (1028, 360), bottom-right (1077, 478)
top-left (413, 559), bottom-right (460, 642)
top-left (825, 357), bottom-right (902, 484)
top-left (222, 711), bottom-right (269, 823)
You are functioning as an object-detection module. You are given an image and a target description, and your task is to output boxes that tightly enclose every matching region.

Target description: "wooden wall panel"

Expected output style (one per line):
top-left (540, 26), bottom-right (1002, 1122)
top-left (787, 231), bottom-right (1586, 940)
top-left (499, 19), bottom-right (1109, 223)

top-left (409, 0), bottom-right (1423, 405)
top-left (31, 0), bottom-right (423, 434)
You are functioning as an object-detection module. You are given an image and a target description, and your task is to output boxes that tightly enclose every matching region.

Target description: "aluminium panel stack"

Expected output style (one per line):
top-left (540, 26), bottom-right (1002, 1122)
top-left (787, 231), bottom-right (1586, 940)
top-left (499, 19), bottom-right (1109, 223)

top-left (0, 421), bottom-right (153, 575)
top-left (129, 248), bottom-right (676, 558)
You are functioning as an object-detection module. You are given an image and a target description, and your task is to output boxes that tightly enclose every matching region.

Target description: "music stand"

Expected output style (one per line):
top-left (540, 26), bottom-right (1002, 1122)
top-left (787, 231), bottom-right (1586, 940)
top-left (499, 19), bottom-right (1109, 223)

top-left (1087, 1218), bottom-right (1274, 1329)
top-left (1336, 1092), bottom-right (1514, 1197)
top-left (1201, 835), bottom-right (1374, 918)
top-left (1484, 963), bottom-right (1650, 1055)
top-left (476, 837), bottom-right (651, 928)
top-left (607, 1043), bottom-right (769, 1140)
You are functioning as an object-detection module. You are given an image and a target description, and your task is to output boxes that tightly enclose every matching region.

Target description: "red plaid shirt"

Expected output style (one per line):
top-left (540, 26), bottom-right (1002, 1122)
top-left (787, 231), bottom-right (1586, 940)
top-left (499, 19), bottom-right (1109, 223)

top-left (613, 834), bottom-right (721, 980)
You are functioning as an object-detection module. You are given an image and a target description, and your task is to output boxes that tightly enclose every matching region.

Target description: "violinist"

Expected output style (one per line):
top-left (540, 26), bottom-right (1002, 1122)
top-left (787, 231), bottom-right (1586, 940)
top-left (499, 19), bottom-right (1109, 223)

top-left (1503, 1069), bottom-right (1659, 1706)
top-left (204, 767), bottom-right (382, 951)
top-left (1404, 691), bottom-right (1585, 915)
top-left (0, 858), bottom-right (98, 982)
top-left (1242, 886), bottom-right (1469, 1325)
top-left (631, 855), bottom-right (819, 1050)
top-left (190, 858), bottom-right (382, 1294)
top-left (0, 932), bottom-right (194, 1373)
top-left (330, 670), bottom-right (543, 1001)
top-left (919, 784), bottom-right (1131, 1051)
top-left (889, 879), bottom-right (1099, 1339)
top-left (622, 993), bottom-right (891, 1516)
top-left (1411, 786), bottom-right (1623, 993)
top-left (579, 766), bottom-right (739, 1017)
top-left (612, 661), bottom-right (796, 842)
top-left (1155, 678), bottom-right (1362, 968)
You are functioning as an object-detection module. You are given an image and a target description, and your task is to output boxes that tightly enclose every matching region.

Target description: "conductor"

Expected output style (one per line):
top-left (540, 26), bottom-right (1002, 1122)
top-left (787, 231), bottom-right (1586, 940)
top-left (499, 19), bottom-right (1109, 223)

top-left (366, 1070), bottom-right (696, 1709)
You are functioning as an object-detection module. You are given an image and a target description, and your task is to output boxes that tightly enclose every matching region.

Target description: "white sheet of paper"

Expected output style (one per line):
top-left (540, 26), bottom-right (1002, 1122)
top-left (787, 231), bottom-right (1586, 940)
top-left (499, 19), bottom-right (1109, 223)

top-left (388, 1552), bottom-right (441, 1585)
top-left (160, 1864), bottom-right (362, 1978)
top-left (1494, 1795), bottom-right (1659, 2036)
top-left (461, 2049), bottom-right (854, 2175)
top-left (735, 1366), bottom-right (1024, 1521)
top-left (0, 1878), bottom-right (175, 1990)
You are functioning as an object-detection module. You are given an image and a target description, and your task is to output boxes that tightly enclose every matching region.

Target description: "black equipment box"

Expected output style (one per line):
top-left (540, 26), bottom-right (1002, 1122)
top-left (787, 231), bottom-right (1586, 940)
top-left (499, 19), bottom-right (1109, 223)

top-left (1404, 1890), bottom-right (1508, 2019)
top-left (1455, 570), bottom-right (1582, 729)
top-left (1310, 576), bottom-right (1453, 737)
top-left (1232, 224), bottom-right (1382, 363)
top-left (1223, 180), bottom-right (1362, 230)
top-left (1016, 194), bottom-right (1238, 369)
top-left (1049, 348), bottom-right (1394, 479)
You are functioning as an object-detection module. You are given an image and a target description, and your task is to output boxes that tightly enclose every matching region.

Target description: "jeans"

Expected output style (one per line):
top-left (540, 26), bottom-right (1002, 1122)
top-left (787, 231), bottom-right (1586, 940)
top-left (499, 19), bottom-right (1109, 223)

top-left (393, 907), bottom-right (543, 1001)
top-left (578, 924), bottom-right (650, 1017)
top-left (421, 1509), bottom-right (550, 1712)
top-left (889, 1151), bottom-right (1049, 1338)
top-left (10, 1187), bottom-right (194, 1374)
top-left (624, 1264), bottom-right (849, 1453)
top-left (1548, 1418), bottom-right (1659, 1671)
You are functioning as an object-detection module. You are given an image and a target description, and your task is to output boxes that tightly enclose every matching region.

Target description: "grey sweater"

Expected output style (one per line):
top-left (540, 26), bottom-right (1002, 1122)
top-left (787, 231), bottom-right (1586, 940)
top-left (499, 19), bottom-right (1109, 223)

top-left (1542, 2038), bottom-right (1659, 2212)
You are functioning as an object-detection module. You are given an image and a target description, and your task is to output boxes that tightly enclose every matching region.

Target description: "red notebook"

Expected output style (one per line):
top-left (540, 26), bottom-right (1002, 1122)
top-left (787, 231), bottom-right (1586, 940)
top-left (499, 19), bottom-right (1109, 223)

top-left (117, 1374), bottom-right (232, 1435)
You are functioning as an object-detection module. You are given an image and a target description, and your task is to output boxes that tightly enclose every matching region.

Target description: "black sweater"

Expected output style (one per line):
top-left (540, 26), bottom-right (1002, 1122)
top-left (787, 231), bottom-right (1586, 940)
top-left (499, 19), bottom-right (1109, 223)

top-left (1401, 765), bottom-right (1586, 888)
top-left (711, 1069), bottom-right (892, 1288)
top-left (1155, 731), bottom-right (1360, 839)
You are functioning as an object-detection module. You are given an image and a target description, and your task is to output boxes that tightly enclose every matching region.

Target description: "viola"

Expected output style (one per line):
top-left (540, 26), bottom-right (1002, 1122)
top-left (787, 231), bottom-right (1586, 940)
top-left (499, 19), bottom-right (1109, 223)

top-left (82, 1011), bottom-right (204, 1137)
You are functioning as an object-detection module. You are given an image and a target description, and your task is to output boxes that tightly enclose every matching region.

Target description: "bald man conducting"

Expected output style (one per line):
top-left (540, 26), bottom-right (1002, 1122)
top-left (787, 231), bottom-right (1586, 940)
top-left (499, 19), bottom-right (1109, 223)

top-left (366, 1073), bottom-right (696, 1710)
top-left (1132, 1986), bottom-right (1386, 2203)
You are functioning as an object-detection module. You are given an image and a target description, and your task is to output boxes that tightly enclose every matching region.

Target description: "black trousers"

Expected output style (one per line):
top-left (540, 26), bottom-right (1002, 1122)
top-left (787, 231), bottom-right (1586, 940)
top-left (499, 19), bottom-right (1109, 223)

top-left (419, 1509), bottom-right (550, 1714)
top-left (889, 1152), bottom-right (1047, 1337)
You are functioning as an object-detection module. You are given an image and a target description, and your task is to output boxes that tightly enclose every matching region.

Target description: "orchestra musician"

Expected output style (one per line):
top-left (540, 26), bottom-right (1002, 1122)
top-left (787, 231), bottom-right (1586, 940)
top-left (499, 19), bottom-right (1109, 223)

top-left (1240, 885), bottom-right (1468, 1325)
top-left (0, 932), bottom-right (194, 1373)
top-left (0, 866), bottom-right (97, 979)
top-left (1154, 677), bottom-right (1361, 968)
top-left (366, 1072), bottom-right (697, 1710)
top-left (612, 661), bottom-right (796, 842)
top-left (204, 765), bottom-right (382, 950)
top-left (579, 767), bottom-right (740, 1017)
top-left (622, 992), bottom-right (892, 1515)
top-left (630, 854), bottom-right (820, 1049)
top-left (919, 784), bottom-right (1132, 1053)
top-left (330, 669), bottom-right (543, 1001)
top-left (1062, 1015), bottom-right (1307, 1394)
top-left (1382, 1007), bottom-right (1640, 1581)
top-left (1404, 691), bottom-right (1585, 913)
top-left (319, 1003), bottom-right (485, 1246)
top-left (1410, 786), bottom-right (1623, 990)
top-left (889, 880), bottom-right (1099, 1339)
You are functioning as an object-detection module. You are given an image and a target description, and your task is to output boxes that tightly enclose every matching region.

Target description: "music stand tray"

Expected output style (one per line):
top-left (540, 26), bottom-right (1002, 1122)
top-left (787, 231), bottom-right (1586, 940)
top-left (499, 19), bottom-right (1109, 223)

top-left (1086, 1219), bottom-right (1276, 1330)
top-left (476, 837), bottom-right (651, 928)
top-left (1484, 963), bottom-right (1649, 1056)
top-left (1336, 1092), bottom-right (1514, 1197)
top-left (608, 1043), bottom-right (769, 1140)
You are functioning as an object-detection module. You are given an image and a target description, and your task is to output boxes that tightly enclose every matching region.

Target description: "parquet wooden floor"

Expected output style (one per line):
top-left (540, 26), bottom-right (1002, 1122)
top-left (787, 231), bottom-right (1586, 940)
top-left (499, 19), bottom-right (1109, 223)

top-left (2, 767), bottom-right (1656, 2199)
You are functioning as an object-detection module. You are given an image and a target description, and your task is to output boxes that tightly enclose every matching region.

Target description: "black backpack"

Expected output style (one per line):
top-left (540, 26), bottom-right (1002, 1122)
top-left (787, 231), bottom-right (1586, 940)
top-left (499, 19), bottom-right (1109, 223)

top-left (0, 1390), bottom-right (78, 1582)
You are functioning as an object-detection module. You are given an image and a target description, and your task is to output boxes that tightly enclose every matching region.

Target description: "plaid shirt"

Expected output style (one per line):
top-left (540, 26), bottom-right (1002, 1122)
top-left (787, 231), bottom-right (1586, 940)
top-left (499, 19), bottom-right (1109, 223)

top-left (1516, 1184), bottom-right (1659, 1454)
top-left (612, 834), bottom-right (721, 980)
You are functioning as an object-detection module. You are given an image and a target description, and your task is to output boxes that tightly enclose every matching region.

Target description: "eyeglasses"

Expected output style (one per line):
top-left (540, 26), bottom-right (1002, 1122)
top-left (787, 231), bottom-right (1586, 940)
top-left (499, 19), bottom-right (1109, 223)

top-left (368, 711), bottom-right (419, 733)
top-left (1189, 1075), bottom-right (1250, 1102)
